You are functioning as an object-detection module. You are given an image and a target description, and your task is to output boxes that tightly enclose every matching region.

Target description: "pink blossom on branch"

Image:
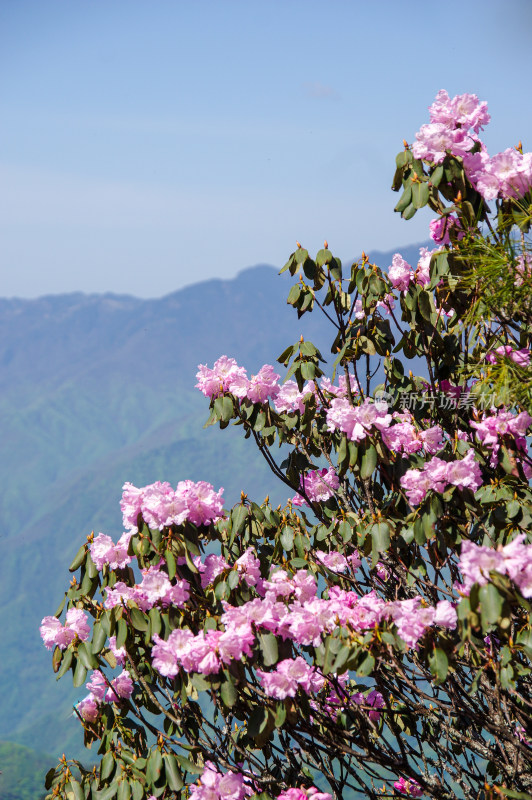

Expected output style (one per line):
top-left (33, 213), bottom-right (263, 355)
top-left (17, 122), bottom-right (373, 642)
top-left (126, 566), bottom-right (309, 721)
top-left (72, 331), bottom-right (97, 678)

top-left (393, 777), bottom-right (424, 797)
top-left (40, 608), bottom-right (91, 651)
top-left (291, 468), bottom-right (340, 506)
top-left (388, 253), bottom-right (413, 291)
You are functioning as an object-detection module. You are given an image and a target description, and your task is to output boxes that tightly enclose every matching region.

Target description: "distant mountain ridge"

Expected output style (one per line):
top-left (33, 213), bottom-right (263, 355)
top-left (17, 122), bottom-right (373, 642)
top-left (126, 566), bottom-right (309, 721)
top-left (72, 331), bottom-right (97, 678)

top-left (0, 241), bottom-right (430, 762)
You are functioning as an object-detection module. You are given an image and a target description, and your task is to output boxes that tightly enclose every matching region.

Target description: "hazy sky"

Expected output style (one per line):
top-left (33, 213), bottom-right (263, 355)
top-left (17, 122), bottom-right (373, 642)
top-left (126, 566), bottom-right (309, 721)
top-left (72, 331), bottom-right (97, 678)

top-left (1, 0), bottom-right (532, 298)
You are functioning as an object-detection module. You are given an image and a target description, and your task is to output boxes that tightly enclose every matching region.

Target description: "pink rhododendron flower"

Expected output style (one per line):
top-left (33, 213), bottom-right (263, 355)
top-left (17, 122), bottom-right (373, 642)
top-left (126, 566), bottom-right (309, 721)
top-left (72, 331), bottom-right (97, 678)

top-left (315, 550), bottom-right (348, 573)
top-left (86, 670), bottom-right (107, 702)
top-left (434, 600), bottom-right (457, 629)
top-left (242, 364), bottom-right (280, 404)
top-left (40, 608), bottom-right (91, 651)
top-left (292, 468), bottom-right (340, 506)
top-left (429, 215), bottom-right (464, 246)
top-left (121, 479), bottom-right (225, 532)
top-left (428, 90), bottom-right (490, 134)
top-left (109, 635), bottom-right (127, 666)
top-left (76, 696), bottom-right (99, 722)
top-left (388, 254), bottom-right (413, 291)
top-left (275, 380), bottom-right (308, 414)
top-left (90, 531), bottom-right (132, 571)
top-left (277, 788), bottom-right (332, 800)
top-left (195, 356), bottom-right (248, 398)
top-left (415, 247), bottom-right (437, 287)
top-left (106, 670), bottom-right (134, 701)
top-left (352, 688), bottom-right (385, 721)
top-left (326, 397), bottom-right (391, 442)
top-left (200, 554), bottom-right (229, 589)
top-left (394, 777), bottom-right (423, 797)
top-left (190, 762), bottom-right (252, 800)
top-left (459, 536), bottom-right (532, 598)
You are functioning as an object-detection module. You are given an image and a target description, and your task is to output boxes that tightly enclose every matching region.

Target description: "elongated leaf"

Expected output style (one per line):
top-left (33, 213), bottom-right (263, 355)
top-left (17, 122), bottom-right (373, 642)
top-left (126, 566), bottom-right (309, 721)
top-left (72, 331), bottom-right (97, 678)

top-left (479, 583), bottom-right (502, 627)
top-left (220, 671), bottom-right (238, 708)
top-left (163, 754), bottom-right (184, 791)
top-left (69, 544), bottom-right (87, 572)
top-left (429, 647), bottom-right (449, 684)
top-left (100, 751), bottom-right (115, 781)
top-left (360, 443), bottom-right (377, 479)
top-left (72, 658), bottom-right (87, 688)
top-left (258, 632), bottom-right (278, 666)
top-left (146, 749), bottom-right (163, 786)
top-left (175, 754), bottom-right (203, 775)
top-left (117, 780), bottom-right (131, 800)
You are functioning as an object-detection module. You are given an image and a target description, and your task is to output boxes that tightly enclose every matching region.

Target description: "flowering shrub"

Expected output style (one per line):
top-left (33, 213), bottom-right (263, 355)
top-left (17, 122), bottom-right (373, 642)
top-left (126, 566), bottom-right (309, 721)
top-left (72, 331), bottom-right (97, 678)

top-left (42, 92), bottom-right (532, 800)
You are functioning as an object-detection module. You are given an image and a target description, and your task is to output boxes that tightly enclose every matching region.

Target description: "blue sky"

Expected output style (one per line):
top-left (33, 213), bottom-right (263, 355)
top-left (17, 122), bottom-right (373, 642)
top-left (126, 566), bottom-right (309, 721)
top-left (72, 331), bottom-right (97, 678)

top-left (1, 0), bottom-right (531, 298)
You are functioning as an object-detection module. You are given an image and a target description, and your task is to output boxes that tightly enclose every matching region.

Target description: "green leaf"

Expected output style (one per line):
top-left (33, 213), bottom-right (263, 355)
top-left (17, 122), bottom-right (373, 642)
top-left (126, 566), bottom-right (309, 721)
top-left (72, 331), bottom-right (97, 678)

top-left (175, 754), bottom-right (203, 775)
top-left (402, 202), bottom-right (417, 220)
top-left (163, 754), bottom-right (184, 791)
top-left (116, 617), bottom-right (128, 649)
top-left (258, 632), bottom-right (278, 666)
top-left (130, 781), bottom-right (144, 800)
top-left (117, 780), bottom-right (131, 800)
top-left (92, 621), bottom-right (107, 654)
top-left (290, 557), bottom-right (307, 568)
top-left (479, 583), bottom-right (503, 627)
top-left (72, 658), bottom-right (87, 688)
top-left (95, 785), bottom-right (118, 800)
top-left (129, 607), bottom-right (149, 632)
top-left (248, 706), bottom-right (272, 739)
top-left (294, 247), bottom-right (309, 264)
top-left (69, 544), bottom-right (87, 572)
top-left (316, 248), bottom-right (333, 267)
top-left (417, 290), bottom-right (432, 321)
top-left (394, 185), bottom-right (413, 214)
top-left (357, 652), bottom-right (375, 677)
top-left (280, 526), bottom-right (294, 551)
top-left (56, 646), bottom-right (73, 679)
top-left (100, 751), bottom-right (115, 781)
top-left (146, 749), bottom-right (163, 786)
top-left (431, 164), bottom-right (444, 187)
top-left (495, 788), bottom-right (532, 800)
top-left (302, 258), bottom-right (316, 280)
top-left (287, 285), bottom-right (301, 305)
top-left (220, 671), bottom-right (238, 707)
top-left (231, 504), bottom-right (249, 535)
top-left (77, 641), bottom-right (98, 670)
top-left (429, 647), bottom-right (449, 684)
top-left (165, 548), bottom-right (177, 580)
top-left (68, 780), bottom-right (85, 800)
top-left (371, 522), bottom-right (390, 566)
top-left (412, 181), bottom-right (430, 209)
top-left (360, 443), bottom-right (377, 480)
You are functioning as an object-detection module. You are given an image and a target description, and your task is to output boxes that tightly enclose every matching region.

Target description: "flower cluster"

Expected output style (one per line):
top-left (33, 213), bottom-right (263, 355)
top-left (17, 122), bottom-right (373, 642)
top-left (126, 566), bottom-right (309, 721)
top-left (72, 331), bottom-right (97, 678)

top-left (400, 449), bottom-right (483, 506)
top-left (277, 787), bottom-right (332, 800)
top-left (103, 567), bottom-right (190, 612)
top-left (393, 777), bottom-right (423, 797)
top-left (485, 346), bottom-right (530, 367)
top-left (196, 357), bottom-right (280, 403)
top-left (291, 467), bottom-right (340, 506)
top-left (147, 565), bottom-right (457, 685)
top-left (458, 535), bottom-right (532, 598)
top-left (471, 409), bottom-right (531, 467)
top-left (77, 669), bottom-right (134, 722)
top-left (257, 656), bottom-right (325, 699)
top-left (189, 762), bottom-right (253, 800)
top-left (90, 531), bottom-right (132, 571)
top-left (413, 89), bottom-right (532, 202)
top-left (326, 397), bottom-right (392, 442)
top-left (381, 413), bottom-right (444, 456)
top-left (121, 479), bottom-right (225, 531)
top-left (40, 609), bottom-right (90, 651)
